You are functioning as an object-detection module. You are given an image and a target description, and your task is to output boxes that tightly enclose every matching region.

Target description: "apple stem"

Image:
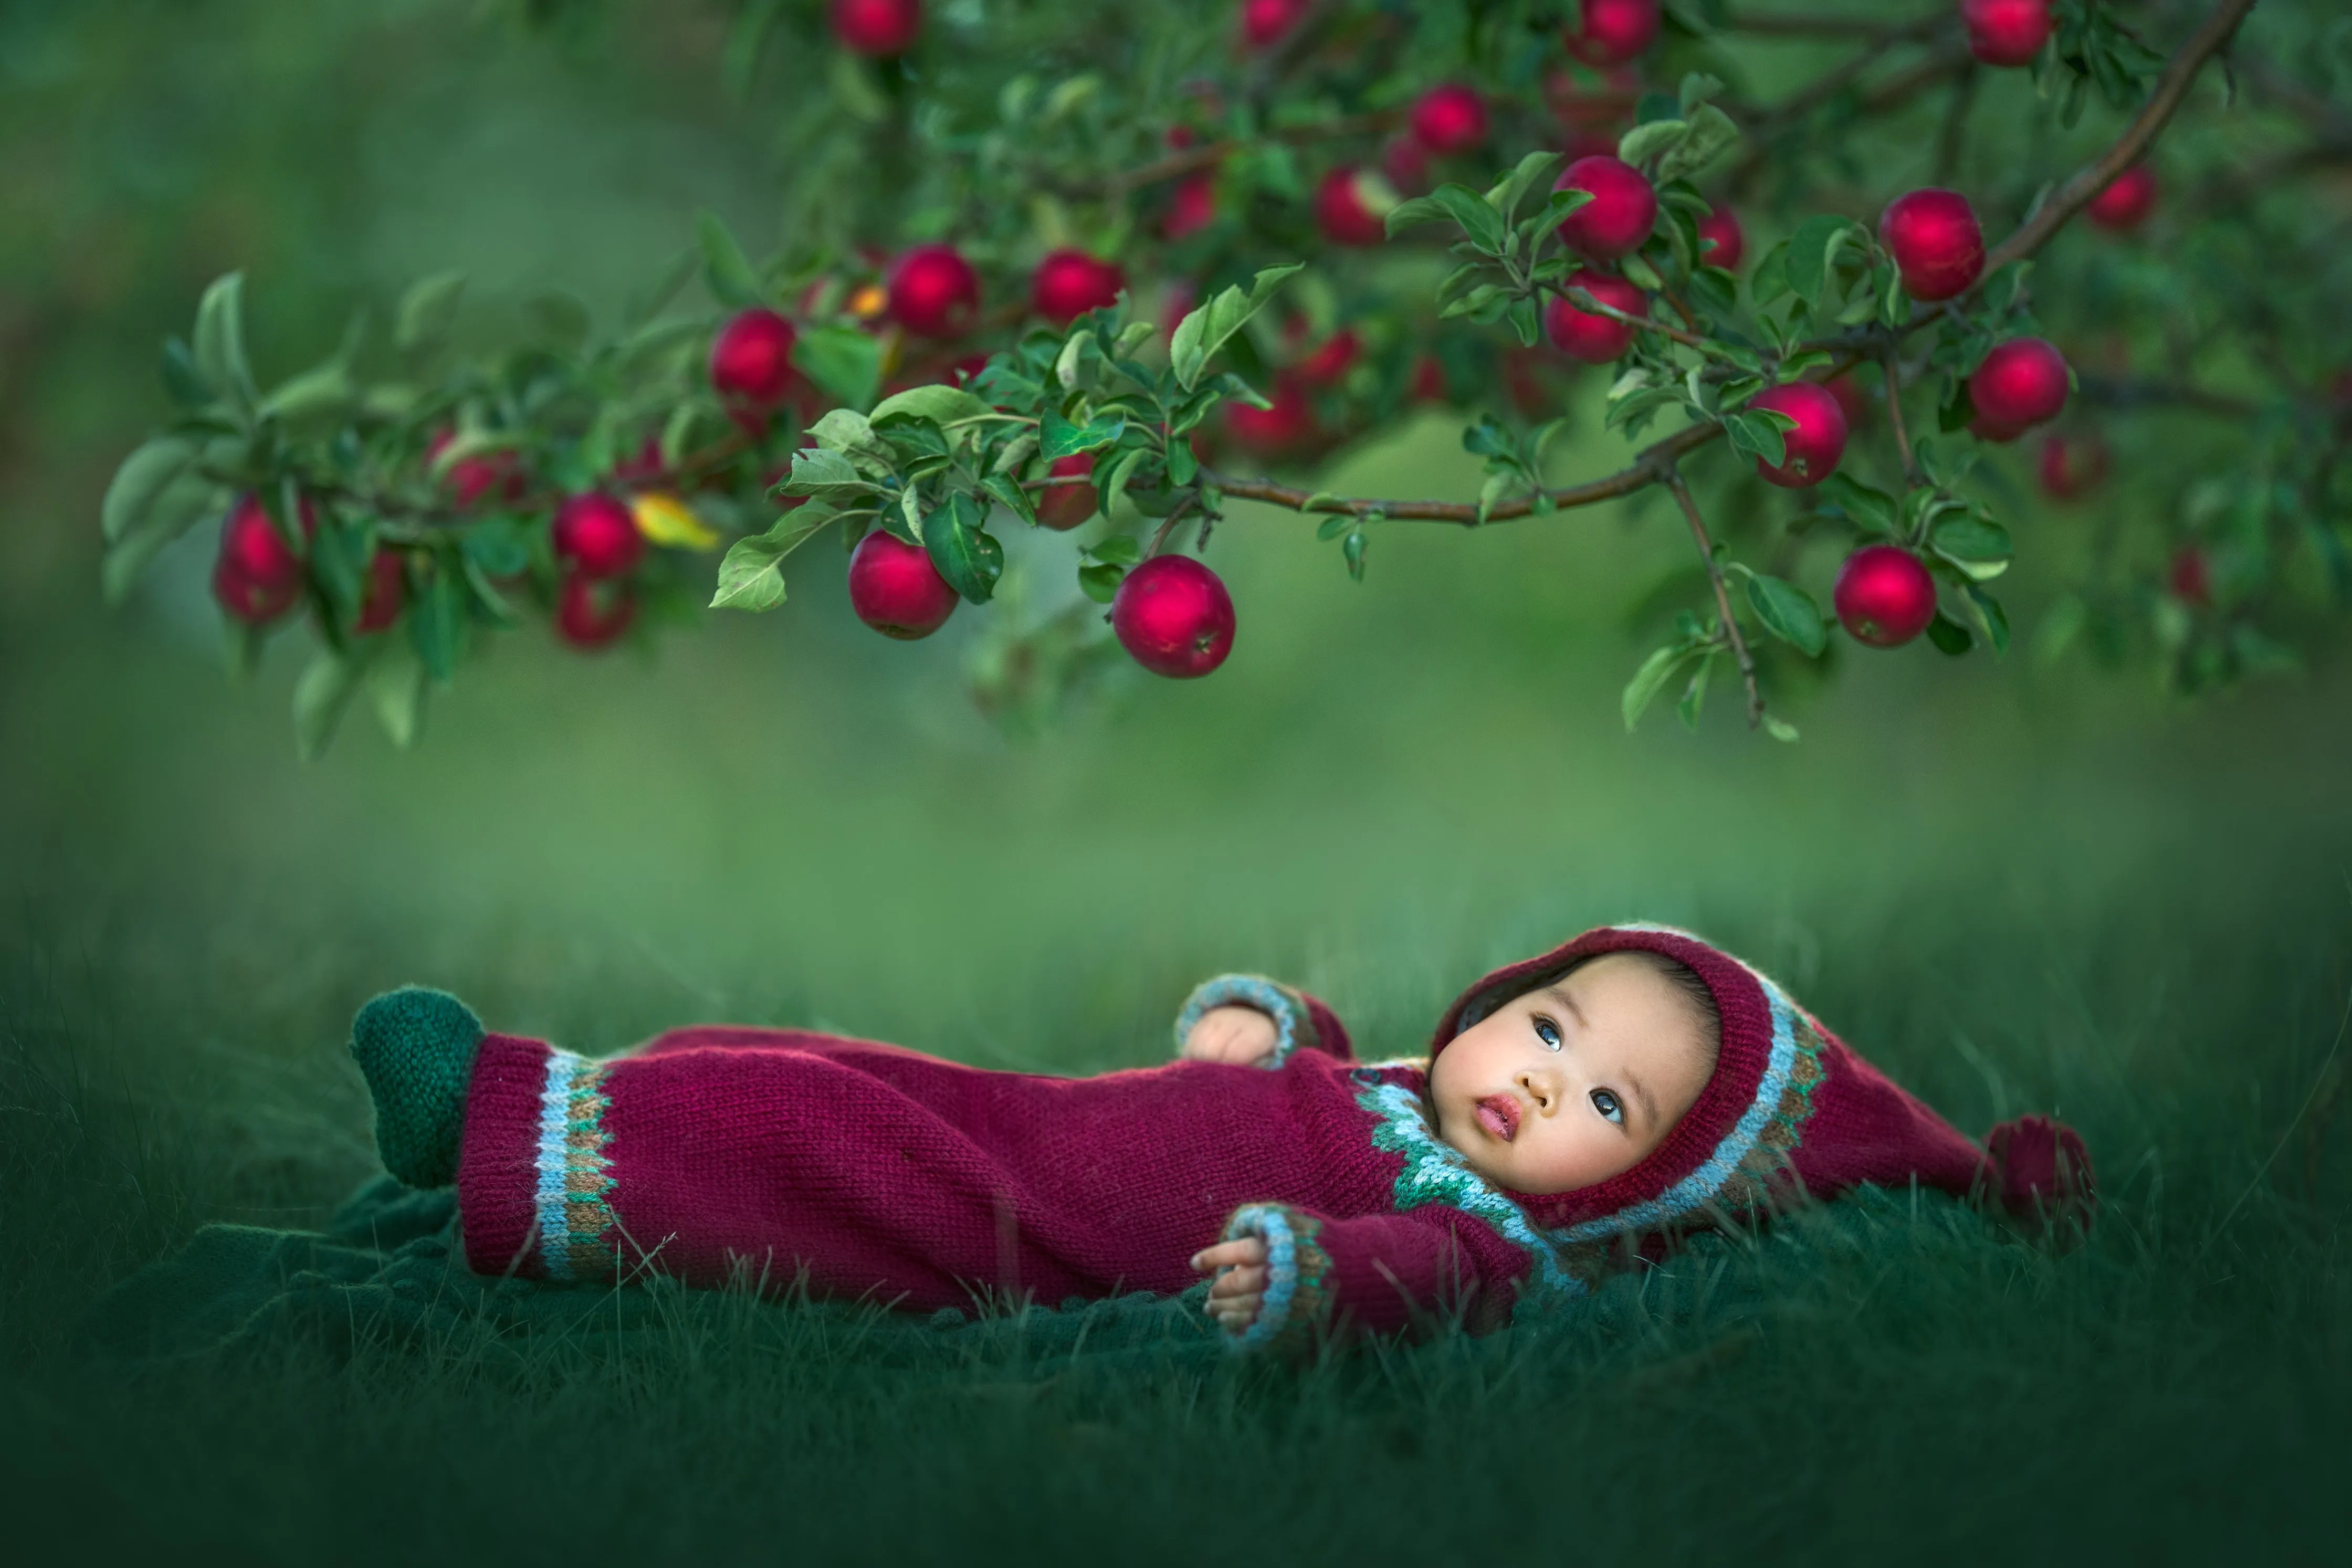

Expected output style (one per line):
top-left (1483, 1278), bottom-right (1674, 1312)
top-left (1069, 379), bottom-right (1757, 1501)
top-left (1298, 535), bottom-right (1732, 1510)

top-left (1663, 466), bottom-right (1762, 730)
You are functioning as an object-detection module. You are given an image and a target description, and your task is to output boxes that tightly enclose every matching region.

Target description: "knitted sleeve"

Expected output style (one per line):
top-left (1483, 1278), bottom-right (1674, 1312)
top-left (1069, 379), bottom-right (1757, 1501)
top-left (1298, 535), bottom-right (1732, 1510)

top-left (1171, 975), bottom-right (1355, 1067)
top-left (1209, 1202), bottom-right (1525, 1354)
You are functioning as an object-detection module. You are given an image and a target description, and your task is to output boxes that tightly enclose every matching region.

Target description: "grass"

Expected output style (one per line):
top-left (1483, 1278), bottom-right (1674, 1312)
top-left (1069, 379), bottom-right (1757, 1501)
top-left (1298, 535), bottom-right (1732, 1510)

top-left (3, 554), bottom-right (2350, 1560)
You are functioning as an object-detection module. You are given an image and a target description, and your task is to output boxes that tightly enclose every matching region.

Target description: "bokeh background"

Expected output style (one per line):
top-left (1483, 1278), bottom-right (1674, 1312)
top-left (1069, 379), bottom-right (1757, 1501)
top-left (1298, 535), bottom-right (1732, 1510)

top-left (3, 3), bottom-right (2349, 1559)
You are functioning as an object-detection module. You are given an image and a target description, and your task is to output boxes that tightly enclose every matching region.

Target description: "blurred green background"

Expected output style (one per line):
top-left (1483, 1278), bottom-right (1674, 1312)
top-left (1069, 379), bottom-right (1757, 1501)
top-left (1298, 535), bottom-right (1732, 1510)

top-left (4, 3), bottom-right (2350, 1559)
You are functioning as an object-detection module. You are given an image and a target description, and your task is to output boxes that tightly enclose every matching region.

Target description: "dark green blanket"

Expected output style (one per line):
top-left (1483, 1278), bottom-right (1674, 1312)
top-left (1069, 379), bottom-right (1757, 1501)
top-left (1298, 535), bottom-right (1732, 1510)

top-left (83, 1176), bottom-right (2010, 1372)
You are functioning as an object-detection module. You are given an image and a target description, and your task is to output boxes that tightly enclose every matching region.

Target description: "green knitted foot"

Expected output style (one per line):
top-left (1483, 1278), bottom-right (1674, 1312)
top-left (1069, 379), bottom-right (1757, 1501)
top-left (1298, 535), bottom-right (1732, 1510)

top-left (350, 986), bottom-right (485, 1189)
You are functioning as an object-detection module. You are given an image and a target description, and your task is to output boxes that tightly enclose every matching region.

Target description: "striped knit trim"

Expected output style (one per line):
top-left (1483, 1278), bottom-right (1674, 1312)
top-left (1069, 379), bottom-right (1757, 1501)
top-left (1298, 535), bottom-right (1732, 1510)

top-left (1219, 1203), bottom-right (1332, 1354)
top-left (1356, 1076), bottom-right (1585, 1310)
top-left (531, 1047), bottom-right (616, 1282)
top-left (1174, 975), bottom-right (1308, 1068)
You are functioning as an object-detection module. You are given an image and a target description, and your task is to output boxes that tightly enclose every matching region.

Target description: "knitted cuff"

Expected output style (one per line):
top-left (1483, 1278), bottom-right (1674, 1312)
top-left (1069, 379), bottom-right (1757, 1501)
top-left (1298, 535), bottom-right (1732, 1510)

top-left (1173, 974), bottom-right (1318, 1068)
top-left (1216, 1203), bottom-right (1335, 1355)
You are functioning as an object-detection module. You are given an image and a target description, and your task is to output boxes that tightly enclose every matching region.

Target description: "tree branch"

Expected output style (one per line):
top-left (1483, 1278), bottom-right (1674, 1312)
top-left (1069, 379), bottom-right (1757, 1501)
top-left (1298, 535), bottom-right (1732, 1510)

top-left (1980, 0), bottom-right (2260, 276)
top-left (1201, 420), bottom-right (1723, 525)
top-left (1663, 466), bottom-right (1763, 730)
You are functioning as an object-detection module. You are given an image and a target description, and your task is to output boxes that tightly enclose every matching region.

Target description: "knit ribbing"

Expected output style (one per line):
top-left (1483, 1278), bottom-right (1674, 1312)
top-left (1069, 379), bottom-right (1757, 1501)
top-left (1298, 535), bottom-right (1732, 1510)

top-left (350, 986), bottom-right (485, 1188)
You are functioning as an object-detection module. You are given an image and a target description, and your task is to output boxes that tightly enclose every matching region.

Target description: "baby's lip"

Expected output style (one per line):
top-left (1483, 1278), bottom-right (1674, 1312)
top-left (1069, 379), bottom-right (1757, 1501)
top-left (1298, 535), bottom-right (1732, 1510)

top-left (1475, 1093), bottom-right (1520, 1143)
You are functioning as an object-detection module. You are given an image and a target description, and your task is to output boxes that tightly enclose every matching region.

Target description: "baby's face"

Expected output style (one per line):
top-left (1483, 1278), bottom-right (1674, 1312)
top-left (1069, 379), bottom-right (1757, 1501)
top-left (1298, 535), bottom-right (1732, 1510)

top-left (1429, 953), bottom-right (1713, 1195)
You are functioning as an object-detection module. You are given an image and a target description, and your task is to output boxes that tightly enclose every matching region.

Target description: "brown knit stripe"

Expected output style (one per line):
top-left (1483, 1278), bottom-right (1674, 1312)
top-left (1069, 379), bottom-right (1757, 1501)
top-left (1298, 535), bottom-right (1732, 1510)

top-left (559, 1063), bottom-right (617, 1278)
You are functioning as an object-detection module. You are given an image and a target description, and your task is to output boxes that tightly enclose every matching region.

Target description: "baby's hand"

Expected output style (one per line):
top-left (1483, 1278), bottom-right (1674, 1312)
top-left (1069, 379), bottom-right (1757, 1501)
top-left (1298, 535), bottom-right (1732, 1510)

top-left (1181, 1005), bottom-right (1279, 1066)
top-left (1190, 1236), bottom-right (1269, 1331)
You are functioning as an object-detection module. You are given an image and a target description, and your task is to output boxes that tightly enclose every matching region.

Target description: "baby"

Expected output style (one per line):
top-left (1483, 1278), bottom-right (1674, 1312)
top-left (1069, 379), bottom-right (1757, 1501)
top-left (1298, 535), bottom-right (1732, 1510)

top-left (350, 924), bottom-right (2093, 1350)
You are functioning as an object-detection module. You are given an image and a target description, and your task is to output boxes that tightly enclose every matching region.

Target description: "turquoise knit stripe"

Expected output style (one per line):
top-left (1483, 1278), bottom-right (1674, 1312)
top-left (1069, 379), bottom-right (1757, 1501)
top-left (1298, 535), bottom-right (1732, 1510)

top-left (1218, 1203), bottom-right (1331, 1354)
top-left (1173, 975), bottom-right (1304, 1067)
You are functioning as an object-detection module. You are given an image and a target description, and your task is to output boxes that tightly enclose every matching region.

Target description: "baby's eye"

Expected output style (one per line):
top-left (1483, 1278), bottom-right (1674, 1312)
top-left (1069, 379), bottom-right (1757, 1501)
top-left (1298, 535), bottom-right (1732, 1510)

top-left (1532, 1017), bottom-right (1561, 1051)
top-left (1590, 1089), bottom-right (1624, 1125)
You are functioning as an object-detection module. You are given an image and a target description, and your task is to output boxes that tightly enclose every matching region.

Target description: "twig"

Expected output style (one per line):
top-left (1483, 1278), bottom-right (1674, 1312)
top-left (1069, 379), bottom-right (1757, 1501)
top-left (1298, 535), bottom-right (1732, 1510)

top-left (1202, 420), bottom-right (1723, 525)
top-left (2074, 373), bottom-right (2261, 417)
top-left (1663, 466), bottom-right (1762, 729)
top-left (1981, 0), bottom-right (2260, 276)
top-left (1881, 339), bottom-right (1922, 488)
top-left (1727, 37), bottom-right (1974, 191)
top-left (1564, 288), bottom-right (1713, 352)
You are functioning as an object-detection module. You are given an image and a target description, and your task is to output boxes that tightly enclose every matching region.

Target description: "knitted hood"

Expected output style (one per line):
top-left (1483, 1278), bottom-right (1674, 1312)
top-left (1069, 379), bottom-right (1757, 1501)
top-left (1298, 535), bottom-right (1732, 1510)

top-left (1428, 923), bottom-right (2093, 1241)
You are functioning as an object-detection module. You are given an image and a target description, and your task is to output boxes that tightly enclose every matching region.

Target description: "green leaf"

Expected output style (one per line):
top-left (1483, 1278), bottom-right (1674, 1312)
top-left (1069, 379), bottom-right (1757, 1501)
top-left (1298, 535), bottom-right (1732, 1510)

top-left (1077, 561), bottom-right (1126, 603)
top-left (100, 472), bottom-right (220, 607)
top-left (293, 647), bottom-right (368, 763)
top-left (921, 491), bottom-right (1003, 604)
top-left (792, 325), bottom-right (883, 412)
top-left (1785, 215), bottom-right (1859, 310)
top-left (1616, 119), bottom-right (1688, 172)
top-left (1488, 150), bottom-right (1566, 218)
top-left (1041, 409), bottom-right (1126, 458)
top-left (774, 448), bottom-right (863, 501)
top-left (1746, 573), bottom-right (1828, 657)
top-left (161, 338), bottom-right (211, 407)
top-left (981, 471), bottom-right (1038, 526)
top-left (1764, 715), bottom-right (1801, 743)
top-left (1930, 514), bottom-right (2014, 579)
top-left (696, 210), bottom-right (765, 309)
top-left (393, 271), bottom-right (467, 355)
top-left (407, 557), bottom-right (463, 682)
top-left (1678, 651), bottom-right (1712, 730)
top-left (1622, 642), bottom-right (1702, 731)
top-left (1749, 241), bottom-right (1790, 308)
top-left (1656, 103), bottom-right (1739, 184)
top-left (1926, 611), bottom-right (1974, 656)
top-left (1166, 436), bottom-right (1198, 488)
top-left (1430, 184), bottom-right (1506, 253)
top-left (1815, 472), bottom-right (1899, 534)
top-left (524, 291), bottom-right (592, 356)
top-left (709, 503), bottom-right (836, 612)
top-left (460, 518), bottom-right (532, 581)
top-left (1383, 195), bottom-right (1454, 237)
top-left (1961, 582), bottom-right (2010, 656)
top-left (192, 272), bottom-right (255, 411)
top-left (102, 436), bottom-right (205, 544)
top-left (366, 644), bottom-right (428, 750)
top-left (809, 408), bottom-right (879, 453)
top-left (1169, 263), bottom-right (1305, 392)
top-left (1342, 527), bottom-right (1369, 582)
top-left (872, 384), bottom-right (994, 428)
top-left (1725, 409), bottom-right (1790, 470)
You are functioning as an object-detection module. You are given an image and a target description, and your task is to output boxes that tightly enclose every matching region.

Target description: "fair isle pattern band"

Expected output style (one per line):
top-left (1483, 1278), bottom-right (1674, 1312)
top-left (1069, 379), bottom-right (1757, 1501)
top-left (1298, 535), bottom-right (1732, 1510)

top-left (531, 1047), bottom-right (616, 1282)
top-left (1174, 975), bottom-right (1306, 1068)
top-left (1220, 1203), bottom-right (1332, 1354)
top-left (1356, 1078), bottom-right (1584, 1306)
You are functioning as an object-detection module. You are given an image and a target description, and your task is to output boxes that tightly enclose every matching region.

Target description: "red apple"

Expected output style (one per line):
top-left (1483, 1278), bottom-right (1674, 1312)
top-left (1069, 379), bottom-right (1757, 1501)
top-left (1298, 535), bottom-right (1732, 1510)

top-left (2087, 164), bottom-right (2157, 231)
top-left (1834, 545), bottom-right (1938, 648)
top-left (1961, 0), bottom-right (2051, 68)
top-left (709, 308), bottom-right (801, 421)
top-left (555, 573), bottom-right (637, 649)
top-left (1035, 454), bottom-right (1098, 531)
top-left (1411, 354), bottom-right (1451, 403)
top-left (1411, 85), bottom-right (1489, 156)
top-left (2168, 545), bottom-right (2211, 607)
top-left (830, 0), bottom-right (921, 56)
top-left (1879, 188), bottom-right (1985, 301)
top-left (1545, 269), bottom-right (1646, 363)
top-left (1296, 327), bottom-right (1361, 387)
top-left (1748, 381), bottom-right (1849, 487)
top-left (1381, 134), bottom-right (1432, 196)
top-left (1970, 337), bottom-right (2070, 433)
top-left (1563, 0), bottom-right (1658, 66)
top-left (1696, 205), bottom-right (1744, 270)
top-left (1241, 0), bottom-right (1310, 50)
top-left (552, 493), bottom-right (644, 581)
top-left (1223, 373), bottom-right (1318, 456)
top-left (2038, 432), bottom-right (2109, 500)
top-left (848, 528), bottom-right (959, 639)
top-left (1555, 156), bottom-right (1657, 260)
top-left (355, 549), bottom-right (406, 634)
top-left (427, 430), bottom-right (526, 508)
top-left (1315, 167), bottom-right (1390, 247)
top-left (212, 492), bottom-right (316, 624)
top-left (1163, 172), bottom-right (1219, 240)
top-left (886, 244), bottom-right (981, 339)
top-left (1112, 555), bottom-right (1235, 678)
top-left (1031, 250), bottom-right (1125, 325)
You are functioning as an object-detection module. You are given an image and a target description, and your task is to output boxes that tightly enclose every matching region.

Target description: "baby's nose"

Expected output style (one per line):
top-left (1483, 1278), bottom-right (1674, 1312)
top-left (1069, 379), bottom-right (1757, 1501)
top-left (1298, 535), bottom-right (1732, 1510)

top-left (1515, 1067), bottom-right (1559, 1112)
